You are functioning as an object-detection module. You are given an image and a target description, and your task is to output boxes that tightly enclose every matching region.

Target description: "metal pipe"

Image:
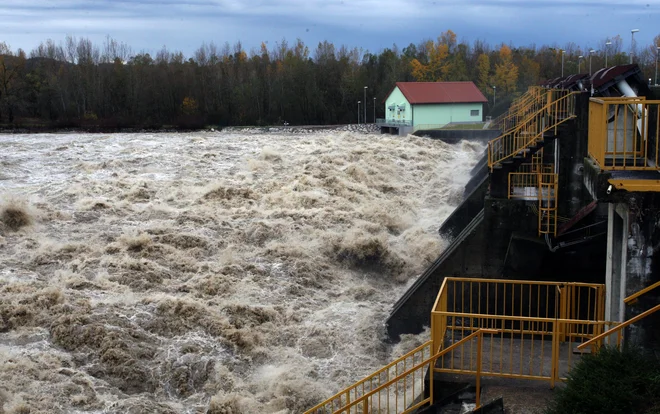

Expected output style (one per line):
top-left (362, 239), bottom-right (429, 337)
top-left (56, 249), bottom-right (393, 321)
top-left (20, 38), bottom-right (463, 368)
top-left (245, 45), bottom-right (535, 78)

top-left (616, 79), bottom-right (646, 141)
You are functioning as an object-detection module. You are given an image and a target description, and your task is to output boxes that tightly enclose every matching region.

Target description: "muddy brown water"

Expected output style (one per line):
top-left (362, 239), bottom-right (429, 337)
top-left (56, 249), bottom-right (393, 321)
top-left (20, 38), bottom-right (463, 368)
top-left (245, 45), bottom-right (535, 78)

top-left (0, 131), bottom-right (483, 413)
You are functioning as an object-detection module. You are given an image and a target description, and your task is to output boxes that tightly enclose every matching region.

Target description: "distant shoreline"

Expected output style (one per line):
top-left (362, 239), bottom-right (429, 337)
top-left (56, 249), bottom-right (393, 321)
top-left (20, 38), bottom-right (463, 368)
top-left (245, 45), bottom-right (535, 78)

top-left (0, 123), bottom-right (380, 134)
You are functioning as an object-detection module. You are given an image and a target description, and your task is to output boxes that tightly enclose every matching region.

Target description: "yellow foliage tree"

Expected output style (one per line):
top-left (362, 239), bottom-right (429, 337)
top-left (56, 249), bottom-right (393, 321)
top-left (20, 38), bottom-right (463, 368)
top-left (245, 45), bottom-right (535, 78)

top-left (476, 53), bottom-right (491, 93)
top-left (493, 45), bottom-right (518, 94)
top-left (181, 97), bottom-right (199, 115)
top-left (438, 30), bottom-right (457, 53)
top-left (410, 40), bottom-right (449, 81)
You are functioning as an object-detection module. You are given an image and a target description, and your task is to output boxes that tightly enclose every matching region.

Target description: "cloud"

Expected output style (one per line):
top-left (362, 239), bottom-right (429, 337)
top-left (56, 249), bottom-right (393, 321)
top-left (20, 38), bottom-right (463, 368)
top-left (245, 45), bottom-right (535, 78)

top-left (0, 0), bottom-right (657, 56)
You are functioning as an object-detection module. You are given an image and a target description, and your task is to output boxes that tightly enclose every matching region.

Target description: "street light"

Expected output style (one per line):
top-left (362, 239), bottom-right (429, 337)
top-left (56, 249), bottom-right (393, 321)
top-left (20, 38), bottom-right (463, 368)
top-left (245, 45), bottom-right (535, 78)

top-left (373, 96), bottom-right (376, 123)
top-left (589, 49), bottom-right (596, 75)
top-left (357, 101), bottom-right (361, 124)
top-left (560, 49), bottom-right (565, 77)
top-left (630, 29), bottom-right (639, 64)
top-left (655, 46), bottom-right (660, 86)
top-left (492, 85), bottom-right (496, 106)
top-left (363, 86), bottom-right (368, 125)
top-left (605, 41), bottom-right (612, 67)
top-left (578, 55), bottom-right (584, 73)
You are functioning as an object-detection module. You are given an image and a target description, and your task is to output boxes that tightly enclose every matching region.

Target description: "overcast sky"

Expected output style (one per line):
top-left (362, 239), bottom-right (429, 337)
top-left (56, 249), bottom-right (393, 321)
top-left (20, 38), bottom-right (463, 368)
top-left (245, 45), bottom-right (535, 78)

top-left (0, 0), bottom-right (658, 57)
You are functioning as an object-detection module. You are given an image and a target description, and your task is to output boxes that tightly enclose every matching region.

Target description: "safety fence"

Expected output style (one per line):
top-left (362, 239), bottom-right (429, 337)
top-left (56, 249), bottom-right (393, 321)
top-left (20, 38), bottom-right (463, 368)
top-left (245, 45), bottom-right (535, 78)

top-left (588, 97), bottom-right (660, 171)
top-left (488, 90), bottom-right (578, 170)
top-left (577, 278), bottom-right (660, 352)
top-left (304, 330), bottom-right (498, 413)
top-left (508, 163), bottom-right (555, 199)
top-left (431, 278), bottom-right (609, 387)
top-left (305, 277), bottom-right (611, 413)
top-left (538, 172), bottom-right (559, 236)
top-left (491, 87), bottom-right (547, 134)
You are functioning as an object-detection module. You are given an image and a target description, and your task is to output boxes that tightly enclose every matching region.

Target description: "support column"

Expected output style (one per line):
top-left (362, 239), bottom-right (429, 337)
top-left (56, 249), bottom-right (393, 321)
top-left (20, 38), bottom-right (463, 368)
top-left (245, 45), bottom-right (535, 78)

top-left (605, 203), bottom-right (628, 323)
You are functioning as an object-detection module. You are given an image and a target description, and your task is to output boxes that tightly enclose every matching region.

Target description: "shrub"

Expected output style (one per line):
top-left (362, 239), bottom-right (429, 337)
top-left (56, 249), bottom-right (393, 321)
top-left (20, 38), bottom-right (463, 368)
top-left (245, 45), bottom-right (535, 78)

top-left (545, 346), bottom-right (660, 414)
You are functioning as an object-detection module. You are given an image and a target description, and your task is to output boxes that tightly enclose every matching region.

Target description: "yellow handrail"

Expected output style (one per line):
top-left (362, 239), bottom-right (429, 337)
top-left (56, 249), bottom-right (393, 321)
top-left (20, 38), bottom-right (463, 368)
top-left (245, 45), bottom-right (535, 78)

top-left (588, 97), bottom-right (660, 171)
top-left (624, 280), bottom-right (660, 305)
top-left (576, 303), bottom-right (660, 351)
top-left (430, 277), bottom-right (609, 387)
top-left (489, 91), bottom-right (572, 167)
top-left (488, 91), bottom-right (578, 170)
top-left (491, 88), bottom-right (546, 133)
top-left (304, 329), bottom-right (498, 414)
top-left (304, 340), bottom-right (431, 414)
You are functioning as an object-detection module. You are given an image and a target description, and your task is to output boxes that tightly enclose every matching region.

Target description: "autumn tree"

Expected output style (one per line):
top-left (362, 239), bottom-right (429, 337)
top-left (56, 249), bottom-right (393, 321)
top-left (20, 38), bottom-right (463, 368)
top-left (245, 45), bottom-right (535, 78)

top-left (476, 53), bottom-right (491, 94)
top-left (517, 56), bottom-right (540, 91)
top-left (410, 39), bottom-right (449, 81)
top-left (493, 45), bottom-right (518, 94)
top-left (9, 30), bottom-right (659, 129)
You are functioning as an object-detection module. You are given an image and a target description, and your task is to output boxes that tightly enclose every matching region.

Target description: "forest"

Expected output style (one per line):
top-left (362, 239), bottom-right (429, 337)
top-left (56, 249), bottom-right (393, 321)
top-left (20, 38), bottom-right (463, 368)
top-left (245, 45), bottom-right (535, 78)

top-left (0, 30), bottom-right (659, 129)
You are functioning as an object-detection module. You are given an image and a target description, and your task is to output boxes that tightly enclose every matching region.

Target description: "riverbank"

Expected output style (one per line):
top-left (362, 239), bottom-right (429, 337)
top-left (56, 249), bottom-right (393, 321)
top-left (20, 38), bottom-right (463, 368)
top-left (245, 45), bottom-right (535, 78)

top-left (0, 123), bottom-right (381, 135)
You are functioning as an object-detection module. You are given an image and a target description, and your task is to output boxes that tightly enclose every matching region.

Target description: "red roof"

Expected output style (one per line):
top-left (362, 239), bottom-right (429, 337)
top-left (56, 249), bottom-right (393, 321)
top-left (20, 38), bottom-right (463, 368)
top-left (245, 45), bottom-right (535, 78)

top-left (394, 82), bottom-right (487, 104)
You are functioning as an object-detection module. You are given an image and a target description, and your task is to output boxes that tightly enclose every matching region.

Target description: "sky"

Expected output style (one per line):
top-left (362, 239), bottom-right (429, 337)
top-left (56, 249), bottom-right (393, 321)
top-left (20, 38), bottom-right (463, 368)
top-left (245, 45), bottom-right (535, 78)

top-left (0, 0), bottom-right (658, 58)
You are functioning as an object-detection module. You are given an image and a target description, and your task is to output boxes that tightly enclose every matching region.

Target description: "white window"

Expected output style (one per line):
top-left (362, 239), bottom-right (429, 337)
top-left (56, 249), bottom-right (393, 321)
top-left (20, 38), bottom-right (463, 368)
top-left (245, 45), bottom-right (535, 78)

top-left (471, 109), bottom-right (480, 116)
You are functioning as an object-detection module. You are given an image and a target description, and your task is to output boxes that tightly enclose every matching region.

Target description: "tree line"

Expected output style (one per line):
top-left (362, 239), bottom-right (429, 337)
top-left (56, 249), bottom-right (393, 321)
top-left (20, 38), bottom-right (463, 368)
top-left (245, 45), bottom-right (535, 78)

top-left (0, 31), bottom-right (659, 129)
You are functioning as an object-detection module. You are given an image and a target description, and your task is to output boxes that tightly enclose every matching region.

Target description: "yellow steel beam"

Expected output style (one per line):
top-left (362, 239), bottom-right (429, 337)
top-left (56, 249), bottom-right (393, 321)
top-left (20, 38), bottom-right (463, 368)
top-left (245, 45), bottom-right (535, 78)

top-left (608, 178), bottom-right (660, 192)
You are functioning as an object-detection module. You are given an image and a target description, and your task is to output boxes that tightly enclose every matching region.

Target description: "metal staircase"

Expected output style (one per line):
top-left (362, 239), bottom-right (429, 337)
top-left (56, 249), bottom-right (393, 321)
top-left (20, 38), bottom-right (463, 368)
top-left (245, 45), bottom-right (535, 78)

top-left (488, 89), bottom-right (579, 236)
top-left (490, 86), bottom-right (546, 133)
top-left (488, 89), bottom-right (578, 170)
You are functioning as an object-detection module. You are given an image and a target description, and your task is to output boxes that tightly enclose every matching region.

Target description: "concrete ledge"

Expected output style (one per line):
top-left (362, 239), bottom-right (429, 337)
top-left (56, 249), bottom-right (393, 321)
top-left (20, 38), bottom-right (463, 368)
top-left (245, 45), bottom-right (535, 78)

top-left (413, 129), bottom-right (500, 143)
top-left (472, 397), bottom-right (504, 413)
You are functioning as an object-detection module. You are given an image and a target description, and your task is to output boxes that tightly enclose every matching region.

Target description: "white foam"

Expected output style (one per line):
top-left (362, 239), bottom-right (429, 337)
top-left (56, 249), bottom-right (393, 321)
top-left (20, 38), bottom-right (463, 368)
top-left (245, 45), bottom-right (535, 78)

top-left (0, 131), bottom-right (483, 413)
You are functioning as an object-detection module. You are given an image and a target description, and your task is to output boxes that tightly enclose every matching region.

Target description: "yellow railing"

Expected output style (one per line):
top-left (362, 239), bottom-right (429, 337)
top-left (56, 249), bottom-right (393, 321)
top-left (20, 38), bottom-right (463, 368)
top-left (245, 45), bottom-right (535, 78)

top-left (431, 278), bottom-right (609, 387)
top-left (538, 172), bottom-right (559, 236)
top-left (488, 90), bottom-right (579, 170)
top-left (305, 278), bottom-right (610, 413)
top-left (624, 280), bottom-right (660, 305)
top-left (303, 341), bottom-right (432, 414)
top-left (508, 171), bottom-right (540, 199)
top-left (508, 164), bottom-right (554, 199)
top-left (588, 97), bottom-right (660, 171)
top-left (507, 166), bottom-right (558, 236)
top-left (304, 330), bottom-right (497, 414)
top-left (577, 303), bottom-right (660, 351)
top-left (491, 87), bottom-right (547, 133)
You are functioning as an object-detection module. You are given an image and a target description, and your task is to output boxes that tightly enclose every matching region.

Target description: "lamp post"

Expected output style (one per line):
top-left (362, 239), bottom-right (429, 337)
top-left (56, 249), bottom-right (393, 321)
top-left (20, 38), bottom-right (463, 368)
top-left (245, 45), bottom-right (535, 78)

top-left (363, 86), bottom-right (368, 125)
top-left (373, 96), bottom-right (376, 123)
top-left (578, 55), bottom-right (583, 73)
top-left (656, 46), bottom-right (659, 86)
top-left (589, 49), bottom-right (596, 75)
top-left (630, 29), bottom-right (639, 64)
top-left (561, 49), bottom-right (565, 77)
top-left (605, 41), bottom-right (612, 67)
top-left (357, 101), bottom-right (361, 124)
top-left (492, 85), bottom-right (496, 106)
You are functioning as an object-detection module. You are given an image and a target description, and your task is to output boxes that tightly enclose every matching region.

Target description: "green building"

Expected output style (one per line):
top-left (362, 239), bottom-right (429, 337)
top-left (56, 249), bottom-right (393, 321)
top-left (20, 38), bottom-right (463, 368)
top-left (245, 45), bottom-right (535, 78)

top-left (378, 81), bottom-right (487, 135)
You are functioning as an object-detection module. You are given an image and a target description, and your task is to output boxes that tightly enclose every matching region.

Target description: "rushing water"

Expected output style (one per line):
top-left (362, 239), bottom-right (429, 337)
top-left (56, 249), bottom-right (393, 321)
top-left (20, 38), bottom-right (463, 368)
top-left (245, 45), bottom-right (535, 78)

top-left (0, 131), bottom-right (483, 413)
